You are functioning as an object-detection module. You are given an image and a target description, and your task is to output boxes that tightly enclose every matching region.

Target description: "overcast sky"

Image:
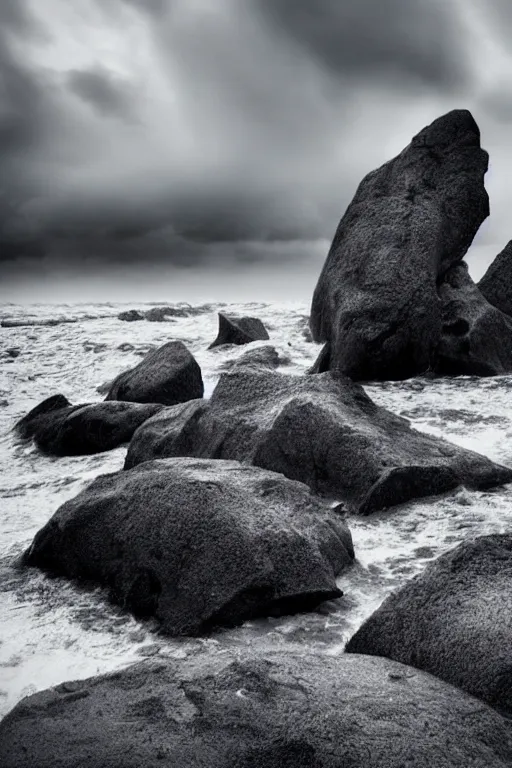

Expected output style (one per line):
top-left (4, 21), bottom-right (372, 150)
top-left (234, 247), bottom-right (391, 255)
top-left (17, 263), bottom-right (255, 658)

top-left (1, 0), bottom-right (512, 303)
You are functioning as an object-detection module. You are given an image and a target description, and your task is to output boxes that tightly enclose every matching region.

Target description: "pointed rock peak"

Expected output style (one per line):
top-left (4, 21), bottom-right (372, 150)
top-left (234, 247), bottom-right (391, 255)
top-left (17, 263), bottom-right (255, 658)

top-left (412, 109), bottom-right (482, 149)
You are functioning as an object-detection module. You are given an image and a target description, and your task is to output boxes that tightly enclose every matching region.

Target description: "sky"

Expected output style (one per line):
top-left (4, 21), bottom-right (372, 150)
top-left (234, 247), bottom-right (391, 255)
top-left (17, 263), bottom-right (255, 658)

top-left (1, 0), bottom-right (512, 303)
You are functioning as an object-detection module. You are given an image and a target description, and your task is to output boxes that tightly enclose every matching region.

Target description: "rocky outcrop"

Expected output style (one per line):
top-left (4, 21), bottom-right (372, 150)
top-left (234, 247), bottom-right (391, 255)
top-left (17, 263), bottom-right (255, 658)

top-left (124, 369), bottom-right (512, 512)
top-left (22, 458), bottom-right (354, 634)
top-left (2, 651), bottom-right (512, 768)
top-left (478, 239), bottom-right (512, 316)
top-left (145, 306), bottom-right (187, 321)
top-left (310, 109), bottom-right (490, 380)
top-left (208, 312), bottom-right (269, 349)
top-left (105, 341), bottom-right (203, 406)
top-left (15, 396), bottom-right (162, 456)
top-left (437, 262), bottom-right (512, 375)
top-left (117, 309), bottom-right (144, 322)
top-left (346, 535), bottom-right (512, 716)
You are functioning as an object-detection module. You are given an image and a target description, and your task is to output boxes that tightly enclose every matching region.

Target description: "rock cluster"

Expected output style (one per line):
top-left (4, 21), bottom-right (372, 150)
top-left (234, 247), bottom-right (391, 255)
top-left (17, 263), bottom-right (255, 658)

top-left (125, 368), bottom-right (512, 513)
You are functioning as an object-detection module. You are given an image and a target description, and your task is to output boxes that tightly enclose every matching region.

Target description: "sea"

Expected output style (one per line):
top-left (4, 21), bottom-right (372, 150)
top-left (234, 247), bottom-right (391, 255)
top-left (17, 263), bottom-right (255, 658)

top-left (1, 301), bottom-right (512, 720)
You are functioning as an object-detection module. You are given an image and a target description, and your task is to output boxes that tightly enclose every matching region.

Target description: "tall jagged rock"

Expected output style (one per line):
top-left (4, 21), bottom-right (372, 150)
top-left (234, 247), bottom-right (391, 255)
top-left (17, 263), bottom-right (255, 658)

top-left (310, 109), bottom-right (489, 380)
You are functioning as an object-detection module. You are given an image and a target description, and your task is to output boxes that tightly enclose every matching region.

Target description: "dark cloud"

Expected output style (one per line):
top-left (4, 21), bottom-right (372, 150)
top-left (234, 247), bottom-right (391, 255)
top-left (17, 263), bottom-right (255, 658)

top-left (0, 0), bottom-right (45, 38)
top-left (67, 67), bottom-right (137, 121)
top-left (0, 0), bottom-right (495, 295)
top-left (255, 0), bottom-right (467, 89)
top-left (121, 0), bottom-right (168, 16)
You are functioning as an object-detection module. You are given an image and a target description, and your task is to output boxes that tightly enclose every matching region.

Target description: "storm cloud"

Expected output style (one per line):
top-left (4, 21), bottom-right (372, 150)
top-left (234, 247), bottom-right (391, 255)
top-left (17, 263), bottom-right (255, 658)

top-left (1, 0), bottom-right (512, 300)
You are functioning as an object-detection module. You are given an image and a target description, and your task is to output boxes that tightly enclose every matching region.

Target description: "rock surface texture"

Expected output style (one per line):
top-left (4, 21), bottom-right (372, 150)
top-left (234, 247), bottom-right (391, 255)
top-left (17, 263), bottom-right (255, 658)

top-left (437, 262), bottom-right (512, 375)
top-left (105, 341), bottom-right (203, 406)
top-left (22, 458), bottom-right (354, 634)
top-left (124, 369), bottom-right (512, 512)
top-left (310, 109), bottom-right (494, 379)
top-left (209, 312), bottom-right (269, 349)
top-left (15, 395), bottom-right (162, 455)
top-left (346, 534), bottom-right (512, 716)
top-left (1, 651), bottom-right (512, 768)
top-left (478, 239), bottom-right (512, 316)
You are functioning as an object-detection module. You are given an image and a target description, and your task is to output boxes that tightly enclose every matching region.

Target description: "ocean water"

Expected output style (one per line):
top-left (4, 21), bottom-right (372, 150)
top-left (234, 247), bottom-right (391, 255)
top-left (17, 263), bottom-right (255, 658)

top-left (1, 301), bottom-right (512, 720)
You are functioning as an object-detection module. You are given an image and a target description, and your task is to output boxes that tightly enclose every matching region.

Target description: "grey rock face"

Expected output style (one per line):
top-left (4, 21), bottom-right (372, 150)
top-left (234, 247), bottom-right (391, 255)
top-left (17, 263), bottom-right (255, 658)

top-left (22, 457), bottom-right (354, 634)
top-left (346, 534), bottom-right (512, 716)
top-left (15, 396), bottom-right (162, 456)
top-left (106, 341), bottom-right (204, 406)
top-left (209, 312), bottom-right (269, 349)
top-left (2, 651), bottom-right (511, 768)
top-left (437, 262), bottom-right (512, 375)
top-left (310, 110), bottom-right (489, 380)
top-left (124, 369), bottom-right (512, 512)
top-left (478, 239), bottom-right (512, 316)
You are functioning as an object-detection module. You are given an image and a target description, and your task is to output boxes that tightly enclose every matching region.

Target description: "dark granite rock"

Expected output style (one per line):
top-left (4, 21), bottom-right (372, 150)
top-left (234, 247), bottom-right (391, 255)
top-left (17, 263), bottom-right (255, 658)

top-left (208, 312), bottom-right (269, 349)
top-left (2, 651), bottom-right (512, 768)
top-left (437, 262), bottom-right (512, 375)
top-left (118, 309), bottom-right (144, 322)
top-left (144, 306), bottom-right (183, 322)
top-left (346, 534), bottom-right (512, 716)
top-left (15, 394), bottom-right (71, 439)
top-left (124, 369), bottom-right (512, 512)
top-left (22, 458), bottom-right (354, 633)
top-left (15, 396), bottom-right (163, 456)
top-left (479, 240), bottom-right (512, 316)
top-left (221, 345), bottom-right (281, 372)
top-left (310, 109), bottom-right (489, 380)
top-left (105, 341), bottom-right (203, 406)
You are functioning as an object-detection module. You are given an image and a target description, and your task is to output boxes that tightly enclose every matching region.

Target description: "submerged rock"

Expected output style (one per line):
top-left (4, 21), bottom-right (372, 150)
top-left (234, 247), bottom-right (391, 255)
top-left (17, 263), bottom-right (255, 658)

top-left (117, 309), bottom-right (144, 322)
top-left (124, 369), bottom-right (512, 512)
top-left (310, 109), bottom-right (489, 380)
top-left (2, 651), bottom-right (512, 768)
top-left (105, 341), bottom-right (203, 406)
top-left (208, 312), bottom-right (269, 349)
top-left (15, 396), bottom-right (162, 456)
top-left (144, 306), bottom-right (183, 322)
top-left (437, 262), bottom-right (512, 375)
top-left (346, 534), bottom-right (512, 716)
top-left (22, 458), bottom-right (354, 634)
top-left (478, 239), bottom-right (512, 316)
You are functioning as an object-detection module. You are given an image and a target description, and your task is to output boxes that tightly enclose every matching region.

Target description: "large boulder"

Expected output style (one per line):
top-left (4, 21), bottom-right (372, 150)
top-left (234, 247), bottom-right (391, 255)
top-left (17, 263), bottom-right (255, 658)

top-left (437, 262), bottom-right (512, 375)
top-left (124, 368), bottom-right (512, 512)
top-left (105, 341), bottom-right (203, 406)
top-left (208, 312), bottom-right (269, 349)
top-left (15, 396), bottom-right (162, 456)
top-left (310, 109), bottom-right (489, 380)
top-left (346, 534), bottom-right (512, 716)
top-left (2, 651), bottom-right (512, 768)
top-left (22, 458), bottom-right (354, 634)
top-left (478, 239), bottom-right (512, 316)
